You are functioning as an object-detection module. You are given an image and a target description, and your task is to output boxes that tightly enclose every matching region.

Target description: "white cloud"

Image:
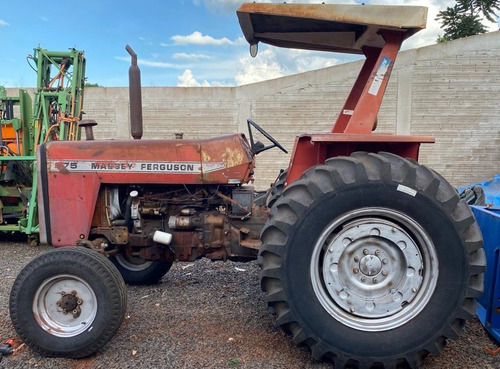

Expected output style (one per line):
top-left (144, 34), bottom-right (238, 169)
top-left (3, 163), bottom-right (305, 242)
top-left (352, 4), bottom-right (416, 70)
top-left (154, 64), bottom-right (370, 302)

top-left (178, 69), bottom-right (200, 86)
top-left (173, 52), bottom-right (211, 61)
top-left (290, 52), bottom-right (339, 73)
top-left (235, 48), bottom-right (285, 85)
top-left (171, 31), bottom-right (236, 46)
top-left (0, 19), bottom-right (9, 26)
top-left (177, 69), bottom-right (231, 87)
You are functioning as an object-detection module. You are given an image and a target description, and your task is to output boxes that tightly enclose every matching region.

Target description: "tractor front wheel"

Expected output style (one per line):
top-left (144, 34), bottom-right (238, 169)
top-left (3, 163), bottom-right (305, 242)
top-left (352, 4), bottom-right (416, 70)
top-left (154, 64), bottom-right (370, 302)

top-left (9, 247), bottom-right (127, 358)
top-left (259, 152), bottom-right (485, 369)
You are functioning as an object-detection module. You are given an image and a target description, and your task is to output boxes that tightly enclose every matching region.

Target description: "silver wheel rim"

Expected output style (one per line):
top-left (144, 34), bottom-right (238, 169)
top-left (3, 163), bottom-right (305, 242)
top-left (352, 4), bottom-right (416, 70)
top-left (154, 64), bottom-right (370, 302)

top-left (310, 207), bottom-right (438, 332)
top-left (33, 274), bottom-right (98, 337)
top-left (115, 254), bottom-right (153, 271)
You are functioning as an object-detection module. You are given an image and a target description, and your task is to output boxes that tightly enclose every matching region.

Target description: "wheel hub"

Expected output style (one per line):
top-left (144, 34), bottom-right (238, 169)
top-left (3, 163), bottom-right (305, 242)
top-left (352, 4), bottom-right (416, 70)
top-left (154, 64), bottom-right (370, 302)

top-left (359, 254), bottom-right (382, 276)
top-left (60, 293), bottom-right (77, 311)
top-left (56, 290), bottom-right (83, 318)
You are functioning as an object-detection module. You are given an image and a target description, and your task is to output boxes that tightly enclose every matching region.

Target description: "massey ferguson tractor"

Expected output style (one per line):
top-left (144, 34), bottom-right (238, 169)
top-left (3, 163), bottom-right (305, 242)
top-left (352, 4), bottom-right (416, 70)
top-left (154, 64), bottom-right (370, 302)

top-left (9, 3), bottom-right (486, 369)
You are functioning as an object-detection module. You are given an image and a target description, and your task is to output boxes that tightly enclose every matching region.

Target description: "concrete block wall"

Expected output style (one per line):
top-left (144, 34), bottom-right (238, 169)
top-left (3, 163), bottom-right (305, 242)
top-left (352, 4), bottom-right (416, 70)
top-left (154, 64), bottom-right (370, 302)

top-left (7, 31), bottom-right (500, 189)
top-left (84, 87), bottom-right (239, 140)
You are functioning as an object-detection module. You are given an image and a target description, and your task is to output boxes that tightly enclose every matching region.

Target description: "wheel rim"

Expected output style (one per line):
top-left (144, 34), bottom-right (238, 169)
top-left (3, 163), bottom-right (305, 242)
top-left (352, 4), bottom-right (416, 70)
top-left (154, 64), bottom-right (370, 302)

top-left (310, 207), bottom-right (438, 332)
top-left (115, 254), bottom-right (153, 271)
top-left (33, 274), bottom-right (98, 338)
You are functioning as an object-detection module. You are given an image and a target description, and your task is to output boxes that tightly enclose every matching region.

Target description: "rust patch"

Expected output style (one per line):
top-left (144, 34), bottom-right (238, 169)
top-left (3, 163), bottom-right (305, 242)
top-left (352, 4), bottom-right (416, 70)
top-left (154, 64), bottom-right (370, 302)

top-left (201, 150), bottom-right (212, 162)
top-left (222, 148), bottom-right (244, 168)
top-left (54, 161), bottom-right (70, 174)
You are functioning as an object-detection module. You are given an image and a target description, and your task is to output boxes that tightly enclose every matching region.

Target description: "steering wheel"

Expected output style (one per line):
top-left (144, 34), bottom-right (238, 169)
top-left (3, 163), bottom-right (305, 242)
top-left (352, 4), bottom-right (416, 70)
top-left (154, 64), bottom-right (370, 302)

top-left (247, 119), bottom-right (288, 154)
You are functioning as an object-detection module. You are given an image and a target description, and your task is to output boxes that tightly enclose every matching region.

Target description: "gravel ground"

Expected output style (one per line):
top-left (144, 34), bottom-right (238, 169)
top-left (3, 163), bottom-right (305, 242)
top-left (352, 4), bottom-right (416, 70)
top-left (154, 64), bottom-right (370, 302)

top-left (0, 241), bottom-right (498, 369)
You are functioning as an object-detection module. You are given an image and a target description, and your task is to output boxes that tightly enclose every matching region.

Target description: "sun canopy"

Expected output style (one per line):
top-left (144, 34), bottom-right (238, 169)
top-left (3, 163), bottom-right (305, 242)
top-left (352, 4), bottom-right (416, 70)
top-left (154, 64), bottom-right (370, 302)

top-left (237, 3), bottom-right (427, 54)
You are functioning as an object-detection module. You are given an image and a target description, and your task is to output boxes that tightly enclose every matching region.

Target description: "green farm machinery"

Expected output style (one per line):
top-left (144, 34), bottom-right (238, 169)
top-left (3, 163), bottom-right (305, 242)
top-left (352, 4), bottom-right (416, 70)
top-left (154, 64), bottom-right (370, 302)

top-left (0, 47), bottom-right (86, 243)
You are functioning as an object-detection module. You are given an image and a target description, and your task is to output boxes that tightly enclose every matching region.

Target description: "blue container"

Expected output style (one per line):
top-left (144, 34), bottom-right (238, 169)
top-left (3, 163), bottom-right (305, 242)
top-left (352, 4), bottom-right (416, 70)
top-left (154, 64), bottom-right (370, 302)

top-left (471, 205), bottom-right (500, 343)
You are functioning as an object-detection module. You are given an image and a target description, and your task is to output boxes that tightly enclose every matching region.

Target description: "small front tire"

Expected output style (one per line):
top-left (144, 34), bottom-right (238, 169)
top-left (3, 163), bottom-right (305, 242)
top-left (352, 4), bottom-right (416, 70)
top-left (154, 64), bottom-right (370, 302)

top-left (9, 247), bottom-right (127, 358)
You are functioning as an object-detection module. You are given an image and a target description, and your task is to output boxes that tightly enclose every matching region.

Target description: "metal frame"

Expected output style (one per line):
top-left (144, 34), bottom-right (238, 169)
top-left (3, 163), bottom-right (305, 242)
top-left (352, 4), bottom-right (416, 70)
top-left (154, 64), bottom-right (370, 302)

top-left (0, 47), bottom-right (86, 238)
top-left (237, 3), bottom-right (434, 184)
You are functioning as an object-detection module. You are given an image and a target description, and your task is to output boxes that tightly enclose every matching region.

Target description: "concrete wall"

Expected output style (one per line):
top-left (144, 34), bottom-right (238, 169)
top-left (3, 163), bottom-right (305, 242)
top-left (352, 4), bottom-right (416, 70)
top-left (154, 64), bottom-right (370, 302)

top-left (8, 31), bottom-right (500, 189)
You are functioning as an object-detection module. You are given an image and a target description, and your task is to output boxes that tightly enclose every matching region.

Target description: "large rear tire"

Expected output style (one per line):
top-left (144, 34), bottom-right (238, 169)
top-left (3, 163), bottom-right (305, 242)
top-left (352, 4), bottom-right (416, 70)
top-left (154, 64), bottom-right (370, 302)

top-left (259, 152), bottom-right (485, 369)
top-left (110, 253), bottom-right (172, 285)
top-left (9, 247), bottom-right (127, 358)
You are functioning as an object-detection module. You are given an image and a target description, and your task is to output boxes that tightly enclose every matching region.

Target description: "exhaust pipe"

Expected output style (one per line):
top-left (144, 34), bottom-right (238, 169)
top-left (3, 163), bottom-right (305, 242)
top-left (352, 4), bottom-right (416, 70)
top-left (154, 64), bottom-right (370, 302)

top-left (125, 45), bottom-right (143, 140)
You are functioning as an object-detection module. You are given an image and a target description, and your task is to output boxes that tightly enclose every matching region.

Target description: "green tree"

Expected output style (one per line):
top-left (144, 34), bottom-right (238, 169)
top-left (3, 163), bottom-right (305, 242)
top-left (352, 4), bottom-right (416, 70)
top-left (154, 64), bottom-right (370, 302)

top-left (436, 0), bottom-right (499, 42)
top-left (473, 0), bottom-right (500, 22)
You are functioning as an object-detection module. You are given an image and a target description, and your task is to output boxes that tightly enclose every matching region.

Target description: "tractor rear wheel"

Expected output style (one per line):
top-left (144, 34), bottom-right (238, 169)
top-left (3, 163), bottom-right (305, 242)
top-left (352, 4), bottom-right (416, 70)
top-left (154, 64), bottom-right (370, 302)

top-left (259, 152), bottom-right (485, 369)
top-left (110, 253), bottom-right (172, 285)
top-left (9, 247), bottom-right (127, 358)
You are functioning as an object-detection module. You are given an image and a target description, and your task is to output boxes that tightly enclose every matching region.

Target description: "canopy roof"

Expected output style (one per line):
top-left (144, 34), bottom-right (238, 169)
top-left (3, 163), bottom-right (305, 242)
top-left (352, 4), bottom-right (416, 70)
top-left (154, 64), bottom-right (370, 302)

top-left (237, 3), bottom-right (427, 54)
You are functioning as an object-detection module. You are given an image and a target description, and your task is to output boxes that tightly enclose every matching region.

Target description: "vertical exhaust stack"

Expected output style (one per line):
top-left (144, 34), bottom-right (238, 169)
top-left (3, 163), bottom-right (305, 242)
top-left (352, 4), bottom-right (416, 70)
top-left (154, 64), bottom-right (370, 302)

top-left (125, 45), bottom-right (143, 139)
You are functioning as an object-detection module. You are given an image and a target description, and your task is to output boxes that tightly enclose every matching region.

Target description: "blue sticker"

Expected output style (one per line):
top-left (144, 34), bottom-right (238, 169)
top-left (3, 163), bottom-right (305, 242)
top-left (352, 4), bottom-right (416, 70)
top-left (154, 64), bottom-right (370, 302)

top-left (368, 57), bottom-right (391, 96)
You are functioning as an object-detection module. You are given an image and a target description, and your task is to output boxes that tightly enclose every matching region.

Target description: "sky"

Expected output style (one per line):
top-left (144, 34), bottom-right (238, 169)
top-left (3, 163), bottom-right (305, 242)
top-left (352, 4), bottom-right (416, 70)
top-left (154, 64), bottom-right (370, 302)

top-left (0, 0), bottom-right (498, 88)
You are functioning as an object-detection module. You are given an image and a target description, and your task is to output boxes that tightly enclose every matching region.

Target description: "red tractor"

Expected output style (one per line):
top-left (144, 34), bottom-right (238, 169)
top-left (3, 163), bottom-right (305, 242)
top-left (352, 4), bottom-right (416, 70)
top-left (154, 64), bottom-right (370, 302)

top-left (9, 4), bottom-right (485, 369)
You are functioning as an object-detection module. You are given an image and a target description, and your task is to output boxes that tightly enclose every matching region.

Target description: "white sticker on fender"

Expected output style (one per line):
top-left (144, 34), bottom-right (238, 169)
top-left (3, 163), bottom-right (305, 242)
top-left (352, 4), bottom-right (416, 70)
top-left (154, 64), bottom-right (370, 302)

top-left (397, 184), bottom-right (417, 197)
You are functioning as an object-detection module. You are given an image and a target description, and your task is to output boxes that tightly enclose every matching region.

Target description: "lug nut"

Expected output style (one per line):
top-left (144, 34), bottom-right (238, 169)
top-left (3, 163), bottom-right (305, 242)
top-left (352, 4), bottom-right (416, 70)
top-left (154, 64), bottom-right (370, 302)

top-left (382, 270), bottom-right (388, 276)
top-left (363, 249), bottom-right (369, 255)
top-left (354, 256), bottom-right (359, 262)
top-left (373, 278), bottom-right (378, 283)
top-left (353, 268), bottom-right (359, 274)
top-left (375, 249), bottom-right (380, 256)
top-left (361, 277), bottom-right (366, 282)
top-left (382, 258), bottom-right (388, 264)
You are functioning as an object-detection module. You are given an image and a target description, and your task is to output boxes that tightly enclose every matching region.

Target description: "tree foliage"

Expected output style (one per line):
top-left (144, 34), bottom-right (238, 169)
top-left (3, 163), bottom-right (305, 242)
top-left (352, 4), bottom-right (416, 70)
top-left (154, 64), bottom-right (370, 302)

top-left (436, 0), bottom-right (499, 42)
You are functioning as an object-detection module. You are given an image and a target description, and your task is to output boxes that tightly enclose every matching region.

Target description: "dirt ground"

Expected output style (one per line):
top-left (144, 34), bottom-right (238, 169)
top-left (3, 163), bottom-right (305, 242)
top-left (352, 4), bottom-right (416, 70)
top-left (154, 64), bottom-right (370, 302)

top-left (0, 241), bottom-right (498, 369)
